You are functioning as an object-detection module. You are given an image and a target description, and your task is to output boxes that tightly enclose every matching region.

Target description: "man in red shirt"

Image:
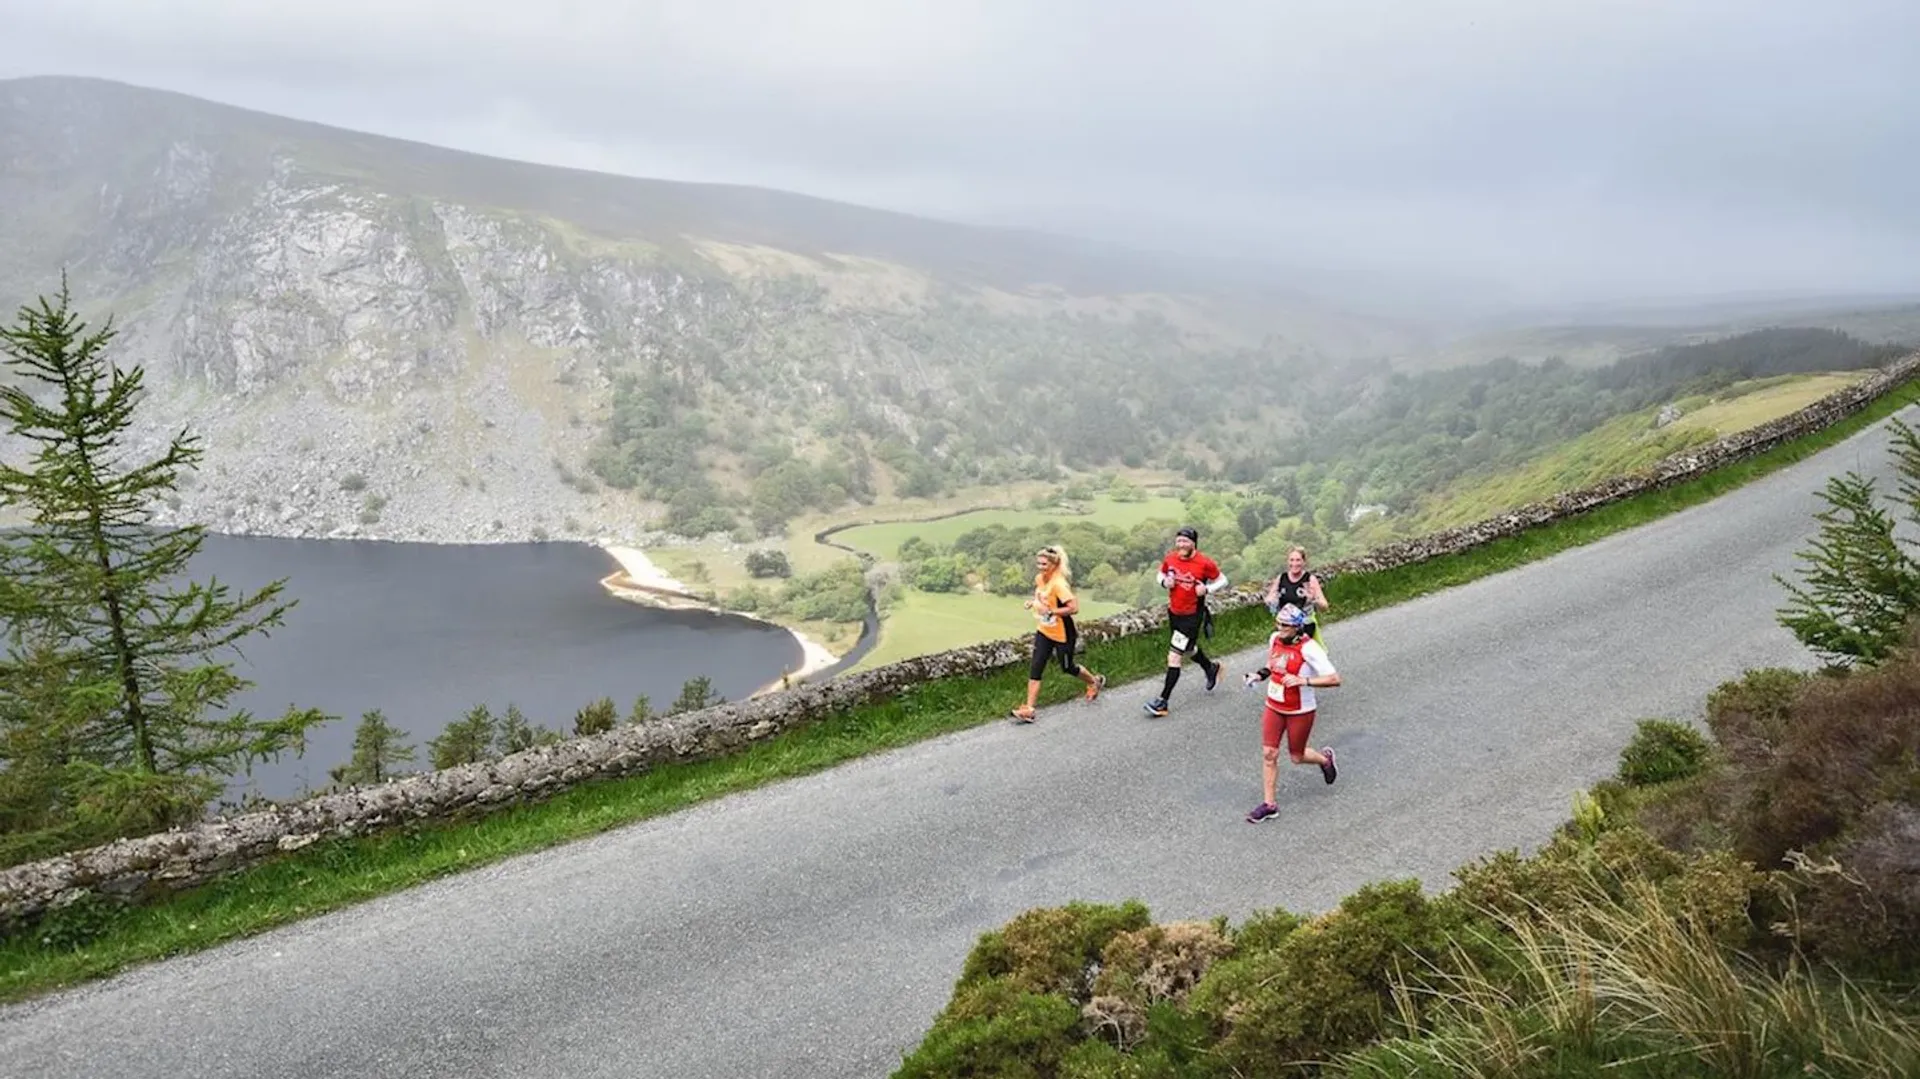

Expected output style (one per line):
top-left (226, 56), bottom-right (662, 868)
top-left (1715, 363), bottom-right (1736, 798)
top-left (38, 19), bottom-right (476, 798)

top-left (1144, 526), bottom-right (1227, 717)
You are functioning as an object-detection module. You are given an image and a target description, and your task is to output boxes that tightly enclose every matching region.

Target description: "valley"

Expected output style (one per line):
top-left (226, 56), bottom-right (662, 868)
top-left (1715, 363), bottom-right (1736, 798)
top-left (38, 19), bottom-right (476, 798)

top-left (3, 75), bottom-right (1917, 682)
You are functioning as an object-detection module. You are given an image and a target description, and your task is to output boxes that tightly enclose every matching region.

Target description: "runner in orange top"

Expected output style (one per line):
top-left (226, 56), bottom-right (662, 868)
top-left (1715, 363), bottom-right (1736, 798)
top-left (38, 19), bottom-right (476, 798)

top-left (1010, 544), bottom-right (1106, 723)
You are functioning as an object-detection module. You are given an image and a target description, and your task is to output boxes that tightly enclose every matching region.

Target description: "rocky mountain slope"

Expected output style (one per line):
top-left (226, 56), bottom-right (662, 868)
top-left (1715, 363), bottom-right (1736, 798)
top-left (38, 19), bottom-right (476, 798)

top-left (0, 76), bottom-right (1428, 546)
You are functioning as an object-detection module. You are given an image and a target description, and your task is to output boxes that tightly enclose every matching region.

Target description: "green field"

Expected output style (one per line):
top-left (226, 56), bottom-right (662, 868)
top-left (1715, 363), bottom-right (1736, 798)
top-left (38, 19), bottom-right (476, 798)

top-left (854, 589), bottom-right (1132, 673)
top-left (831, 494), bottom-right (1188, 562)
top-left (1670, 371), bottom-right (1868, 436)
top-left (1410, 372), bottom-right (1868, 532)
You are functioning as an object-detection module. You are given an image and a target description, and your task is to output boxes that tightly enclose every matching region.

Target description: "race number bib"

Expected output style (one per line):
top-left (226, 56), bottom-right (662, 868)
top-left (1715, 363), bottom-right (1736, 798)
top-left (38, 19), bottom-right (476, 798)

top-left (1169, 629), bottom-right (1190, 651)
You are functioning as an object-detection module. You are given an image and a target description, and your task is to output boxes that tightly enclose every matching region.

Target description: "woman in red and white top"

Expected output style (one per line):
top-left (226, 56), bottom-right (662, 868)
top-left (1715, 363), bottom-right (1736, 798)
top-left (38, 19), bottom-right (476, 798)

top-left (1239, 603), bottom-right (1339, 823)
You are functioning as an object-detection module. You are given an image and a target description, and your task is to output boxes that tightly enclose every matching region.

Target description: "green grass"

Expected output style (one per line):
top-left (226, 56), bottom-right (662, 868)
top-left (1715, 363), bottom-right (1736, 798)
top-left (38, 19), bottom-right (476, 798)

top-left (832, 494), bottom-right (1187, 562)
top-left (1670, 371), bottom-right (1868, 436)
top-left (1409, 372), bottom-right (1873, 532)
top-left (4, 374), bottom-right (1916, 1005)
top-left (854, 590), bottom-right (1132, 673)
top-left (1412, 412), bottom-right (1719, 531)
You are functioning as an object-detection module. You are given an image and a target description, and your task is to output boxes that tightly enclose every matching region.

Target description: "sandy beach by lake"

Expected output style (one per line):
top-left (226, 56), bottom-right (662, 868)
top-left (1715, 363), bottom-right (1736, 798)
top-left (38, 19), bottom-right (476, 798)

top-left (599, 544), bottom-right (841, 683)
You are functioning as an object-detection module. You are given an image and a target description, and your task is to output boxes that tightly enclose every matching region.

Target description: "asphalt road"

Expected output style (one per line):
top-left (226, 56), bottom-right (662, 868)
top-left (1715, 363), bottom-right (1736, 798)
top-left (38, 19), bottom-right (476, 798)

top-left (4, 403), bottom-right (1916, 1079)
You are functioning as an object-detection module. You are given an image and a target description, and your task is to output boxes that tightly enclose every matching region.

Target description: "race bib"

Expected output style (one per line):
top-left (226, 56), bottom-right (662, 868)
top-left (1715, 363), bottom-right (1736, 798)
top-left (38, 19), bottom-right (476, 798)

top-left (1169, 629), bottom-right (1190, 651)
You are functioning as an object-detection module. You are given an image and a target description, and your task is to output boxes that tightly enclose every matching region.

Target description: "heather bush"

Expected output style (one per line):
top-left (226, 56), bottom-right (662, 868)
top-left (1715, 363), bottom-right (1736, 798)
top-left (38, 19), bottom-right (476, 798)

top-left (895, 899), bottom-right (1156, 1078)
top-left (957, 900), bottom-right (1153, 1001)
top-left (1616, 718), bottom-right (1713, 787)
top-left (1194, 880), bottom-right (1496, 1074)
top-left (1728, 631), bottom-right (1920, 872)
top-left (893, 977), bottom-right (1083, 1079)
top-left (1703, 666), bottom-right (1812, 763)
top-left (1084, 920), bottom-right (1235, 1051)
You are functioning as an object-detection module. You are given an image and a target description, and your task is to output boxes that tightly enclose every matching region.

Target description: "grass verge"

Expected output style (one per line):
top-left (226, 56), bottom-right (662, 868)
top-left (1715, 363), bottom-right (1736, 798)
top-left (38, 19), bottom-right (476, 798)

top-left (4, 377), bottom-right (1917, 1004)
top-left (852, 590), bottom-right (1133, 673)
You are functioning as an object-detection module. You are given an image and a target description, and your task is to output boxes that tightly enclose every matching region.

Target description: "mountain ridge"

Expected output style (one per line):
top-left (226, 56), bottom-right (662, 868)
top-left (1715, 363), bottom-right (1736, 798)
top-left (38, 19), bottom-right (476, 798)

top-left (0, 75), bottom-right (1428, 549)
top-left (3, 75), bottom-right (1913, 554)
top-left (2, 74), bottom-right (1376, 308)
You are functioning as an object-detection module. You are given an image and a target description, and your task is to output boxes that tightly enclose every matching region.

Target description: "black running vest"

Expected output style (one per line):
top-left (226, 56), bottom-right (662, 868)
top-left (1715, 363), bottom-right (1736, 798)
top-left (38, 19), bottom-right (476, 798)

top-left (1272, 571), bottom-right (1318, 618)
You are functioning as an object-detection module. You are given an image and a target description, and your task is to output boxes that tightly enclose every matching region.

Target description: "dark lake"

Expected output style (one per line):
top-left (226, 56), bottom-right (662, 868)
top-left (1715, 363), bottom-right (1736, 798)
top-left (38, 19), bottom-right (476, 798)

top-left (188, 535), bottom-right (803, 803)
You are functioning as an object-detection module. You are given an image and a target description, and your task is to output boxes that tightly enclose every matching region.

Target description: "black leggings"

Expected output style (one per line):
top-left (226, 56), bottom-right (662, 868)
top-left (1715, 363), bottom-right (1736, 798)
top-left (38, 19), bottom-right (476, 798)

top-left (1029, 628), bottom-right (1083, 681)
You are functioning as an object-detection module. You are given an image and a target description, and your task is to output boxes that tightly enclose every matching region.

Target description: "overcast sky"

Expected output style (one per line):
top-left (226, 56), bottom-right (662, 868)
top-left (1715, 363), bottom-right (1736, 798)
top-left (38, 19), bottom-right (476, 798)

top-left (4, 1), bottom-right (1918, 310)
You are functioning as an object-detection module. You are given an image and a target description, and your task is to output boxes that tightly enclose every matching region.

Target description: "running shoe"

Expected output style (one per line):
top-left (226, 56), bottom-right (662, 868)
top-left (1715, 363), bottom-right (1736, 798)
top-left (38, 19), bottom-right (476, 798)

top-left (1204, 658), bottom-right (1222, 692)
top-left (1319, 746), bottom-right (1338, 784)
top-left (1246, 802), bottom-right (1279, 823)
top-left (1143, 697), bottom-right (1169, 717)
top-left (1085, 673), bottom-right (1106, 701)
top-left (1009, 707), bottom-right (1035, 724)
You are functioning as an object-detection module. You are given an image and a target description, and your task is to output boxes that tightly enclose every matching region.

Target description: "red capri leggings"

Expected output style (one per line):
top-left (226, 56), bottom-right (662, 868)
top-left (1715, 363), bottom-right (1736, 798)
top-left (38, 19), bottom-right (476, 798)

top-left (1262, 704), bottom-right (1316, 758)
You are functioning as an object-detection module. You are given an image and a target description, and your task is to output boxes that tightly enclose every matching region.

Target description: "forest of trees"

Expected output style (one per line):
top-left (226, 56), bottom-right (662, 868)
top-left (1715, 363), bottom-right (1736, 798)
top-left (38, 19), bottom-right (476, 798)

top-left (581, 271), bottom-right (1905, 541)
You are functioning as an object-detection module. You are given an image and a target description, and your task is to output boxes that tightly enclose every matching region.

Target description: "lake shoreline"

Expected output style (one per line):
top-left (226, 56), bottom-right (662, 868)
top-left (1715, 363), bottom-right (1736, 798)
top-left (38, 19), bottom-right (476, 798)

top-left (598, 544), bottom-right (842, 692)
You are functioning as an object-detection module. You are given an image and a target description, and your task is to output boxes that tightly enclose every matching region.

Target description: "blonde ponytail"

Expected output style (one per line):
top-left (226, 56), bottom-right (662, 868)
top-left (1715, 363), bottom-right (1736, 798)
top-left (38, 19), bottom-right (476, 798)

top-left (1038, 544), bottom-right (1072, 581)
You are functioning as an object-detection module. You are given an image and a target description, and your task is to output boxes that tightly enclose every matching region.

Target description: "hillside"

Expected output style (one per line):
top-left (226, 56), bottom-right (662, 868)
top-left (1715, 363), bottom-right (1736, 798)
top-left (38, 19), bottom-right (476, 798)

top-left (1423, 297), bottom-right (1920, 370)
top-left (2, 77), bottom-right (1908, 553)
top-left (0, 75), bottom-right (1427, 546)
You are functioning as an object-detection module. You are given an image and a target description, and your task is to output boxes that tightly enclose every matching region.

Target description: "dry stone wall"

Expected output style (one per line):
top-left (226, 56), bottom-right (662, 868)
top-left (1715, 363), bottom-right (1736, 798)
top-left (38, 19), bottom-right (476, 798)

top-left (3, 351), bottom-right (1917, 928)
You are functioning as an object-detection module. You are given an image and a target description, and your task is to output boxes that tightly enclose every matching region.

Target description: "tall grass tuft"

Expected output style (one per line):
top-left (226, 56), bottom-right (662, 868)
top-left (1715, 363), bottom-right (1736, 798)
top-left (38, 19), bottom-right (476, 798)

top-left (1346, 859), bottom-right (1920, 1078)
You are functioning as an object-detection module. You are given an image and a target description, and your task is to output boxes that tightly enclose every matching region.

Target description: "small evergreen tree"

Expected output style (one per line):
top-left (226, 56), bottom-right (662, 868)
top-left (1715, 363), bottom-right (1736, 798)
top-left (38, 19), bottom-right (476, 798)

top-left (328, 709), bottom-right (415, 787)
top-left (430, 704), bottom-right (496, 768)
top-left (0, 282), bottom-right (330, 850)
top-left (573, 696), bottom-right (617, 736)
top-left (494, 703), bottom-right (542, 755)
top-left (626, 694), bottom-right (654, 726)
top-left (669, 675), bottom-right (723, 715)
top-left (1775, 418), bottom-right (1920, 667)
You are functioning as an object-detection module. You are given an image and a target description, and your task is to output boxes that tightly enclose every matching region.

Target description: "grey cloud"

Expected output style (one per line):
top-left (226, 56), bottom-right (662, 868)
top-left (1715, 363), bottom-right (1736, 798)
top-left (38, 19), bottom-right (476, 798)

top-left (4, 0), bottom-right (1918, 306)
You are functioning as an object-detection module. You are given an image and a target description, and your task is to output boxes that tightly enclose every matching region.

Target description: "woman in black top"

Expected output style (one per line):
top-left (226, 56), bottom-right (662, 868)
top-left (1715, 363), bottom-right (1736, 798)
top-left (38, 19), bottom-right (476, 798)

top-left (1264, 545), bottom-right (1330, 638)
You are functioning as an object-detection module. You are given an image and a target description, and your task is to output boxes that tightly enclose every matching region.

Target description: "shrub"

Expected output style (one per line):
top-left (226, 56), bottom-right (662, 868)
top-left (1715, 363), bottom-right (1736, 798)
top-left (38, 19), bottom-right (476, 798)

top-left (1773, 802), bottom-right (1920, 982)
top-left (745, 549), bottom-right (792, 578)
top-left (779, 562), bottom-right (870, 623)
top-left (1452, 828), bottom-right (1760, 951)
top-left (1728, 634), bottom-right (1920, 871)
top-left (1084, 920), bottom-right (1235, 1050)
top-left (572, 697), bottom-right (617, 737)
top-left (892, 977), bottom-right (1083, 1079)
top-left (1231, 905), bottom-right (1306, 955)
top-left (893, 901), bottom-right (1152, 1078)
top-left (957, 900), bottom-right (1153, 1002)
top-left (1630, 768), bottom-right (1743, 855)
top-left (1704, 667), bottom-right (1811, 765)
top-left (1350, 855), bottom-right (1920, 1079)
top-left (1193, 880), bottom-right (1492, 1072)
top-left (1616, 718), bottom-right (1713, 787)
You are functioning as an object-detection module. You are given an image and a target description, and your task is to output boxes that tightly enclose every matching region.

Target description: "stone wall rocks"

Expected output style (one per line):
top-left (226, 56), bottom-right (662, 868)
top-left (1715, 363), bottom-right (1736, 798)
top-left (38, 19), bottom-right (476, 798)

top-left (3, 351), bottom-right (1916, 929)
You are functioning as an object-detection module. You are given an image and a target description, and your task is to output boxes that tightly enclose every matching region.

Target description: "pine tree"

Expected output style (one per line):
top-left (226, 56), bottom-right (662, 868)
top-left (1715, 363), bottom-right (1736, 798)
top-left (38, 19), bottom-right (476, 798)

top-left (0, 281), bottom-right (331, 850)
top-left (626, 694), bottom-right (653, 726)
top-left (494, 702), bottom-right (542, 755)
top-left (429, 704), bottom-right (496, 769)
top-left (1774, 418), bottom-right (1920, 667)
top-left (669, 675), bottom-right (723, 715)
top-left (573, 696), bottom-right (617, 736)
top-left (328, 709), bottom-right (416, 788)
